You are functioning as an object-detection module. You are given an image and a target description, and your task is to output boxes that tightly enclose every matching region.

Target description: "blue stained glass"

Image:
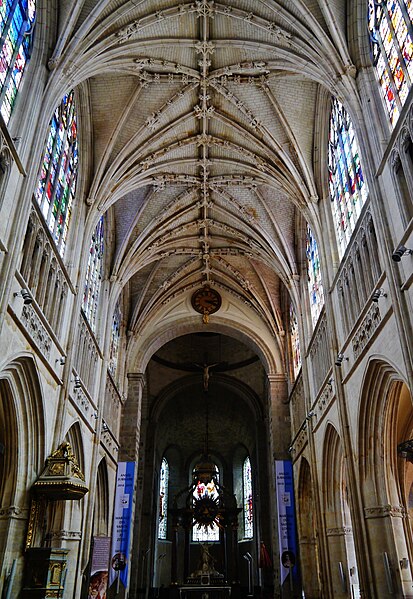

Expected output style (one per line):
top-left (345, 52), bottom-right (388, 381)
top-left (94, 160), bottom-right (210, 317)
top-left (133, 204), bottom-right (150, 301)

top-left (109, 300), bottom-right (121, 378)
top-left (306, 225), bottom-right (324, 328)
top-left (35, 91), bottom-right (78, 257)
top-left (83, 217), bottom-right (104, 333)
top-left (368, 0), bottom-right (413, 126)
top-left (0, 0), bottom-right (36, 122)
top-left (328, 98), bottom-right (367, 256)
top-left (158, 458), bottom-right (169, 540)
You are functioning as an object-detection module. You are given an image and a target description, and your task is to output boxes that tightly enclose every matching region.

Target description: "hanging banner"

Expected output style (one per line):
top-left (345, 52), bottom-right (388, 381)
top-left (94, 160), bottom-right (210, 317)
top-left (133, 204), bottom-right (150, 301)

top-left (275, 460), bottom-right (298, 587)
top-left (88, 536), bottom-right (110, 599)
top-left (109, 461), bottom-right (136, 590)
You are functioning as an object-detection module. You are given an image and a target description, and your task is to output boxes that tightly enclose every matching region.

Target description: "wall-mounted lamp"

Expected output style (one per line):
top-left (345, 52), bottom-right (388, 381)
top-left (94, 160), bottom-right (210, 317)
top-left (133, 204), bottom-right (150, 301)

top-left (288, 445), bottom-right (294, 454)
top-left (372, 288), bottom-right (387, 302)
top-left (14, 288), bottom-right (33, 305)
top-left (306, 410), bottom-right (315, 421)
top-left (335, 353), bottom-right (348, 367)
top-left (102, 421), bottom-right (109, 432)
top-left (55, 357), bottom-right (65, 365)
top-left (327, 377), bottom-right (334, 391)
top-left (93, 411), bottom-right (98, 419)
top-left (400, 558), bottom-right (409, 570)
top-left (392, 245), bottom-right (413, 262)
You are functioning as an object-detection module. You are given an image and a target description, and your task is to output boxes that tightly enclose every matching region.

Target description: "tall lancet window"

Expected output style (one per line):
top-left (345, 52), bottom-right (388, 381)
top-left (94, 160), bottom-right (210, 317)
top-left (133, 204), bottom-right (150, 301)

top-left (158, 458), bottom-right (169, 540)
top-left (0, 0), bottom-right (36, 122)
top-left (192, 464), bottom-right (220, 542)
top-left (243, 456), bottom-right (253, 539)
top-left (368, 0), bottom-right (413, 126)
top-left (328, 98), bottom-right (367, 257)
top-left (109, 299), bottom-right (121, 378)
top-left (35, 91), bottom-right (78, 257)
top-left (83, 217), bottom-right (104, 333)
top-left (306, 225), bottom-right (324, 328)
top-left (289, 303), bottom-right (301, 379)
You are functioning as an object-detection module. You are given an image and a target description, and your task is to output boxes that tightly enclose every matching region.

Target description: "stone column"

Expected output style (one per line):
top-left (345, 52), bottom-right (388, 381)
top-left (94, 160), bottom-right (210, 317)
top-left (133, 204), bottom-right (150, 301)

top-left (119, 373), bottom-right (145, 462)
top-left (267, 374), bottom-right (290, 458)
top-left (324, 526), bottom-right (352, 598)
top-left (266, 374), bottom-right (290, 598)
top-left (364, 504), bottom-right (413, 598)
top-left (119, 373), bottom-right (145, 599)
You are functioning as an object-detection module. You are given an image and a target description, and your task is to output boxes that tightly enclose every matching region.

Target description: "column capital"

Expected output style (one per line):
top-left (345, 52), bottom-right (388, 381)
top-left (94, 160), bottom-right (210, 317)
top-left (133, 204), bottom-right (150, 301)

top-left (127, 372), bottom-right (146, 386)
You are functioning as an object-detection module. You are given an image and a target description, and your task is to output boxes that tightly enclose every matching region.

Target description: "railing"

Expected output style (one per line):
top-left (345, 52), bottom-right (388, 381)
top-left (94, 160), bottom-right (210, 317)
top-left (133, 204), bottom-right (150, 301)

top-left (332, 206), bottom-right (382, 343)
top-left (19, 203), bottom-right (74, 339)
top-left (289, 373), bottom-right (305, 438)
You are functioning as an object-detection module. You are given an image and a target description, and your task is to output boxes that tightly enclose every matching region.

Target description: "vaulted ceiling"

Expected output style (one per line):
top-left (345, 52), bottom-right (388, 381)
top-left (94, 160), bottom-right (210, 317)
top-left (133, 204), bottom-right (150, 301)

top-left (49, 0), bottom-right (355, 353)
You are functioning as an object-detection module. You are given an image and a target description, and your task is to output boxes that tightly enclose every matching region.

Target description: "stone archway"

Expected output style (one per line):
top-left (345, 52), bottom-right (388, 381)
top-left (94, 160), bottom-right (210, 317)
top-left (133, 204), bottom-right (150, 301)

top-left (359, 359), bottom-right (413, 597)
top-left (297, 457), bottom-right (320, 598)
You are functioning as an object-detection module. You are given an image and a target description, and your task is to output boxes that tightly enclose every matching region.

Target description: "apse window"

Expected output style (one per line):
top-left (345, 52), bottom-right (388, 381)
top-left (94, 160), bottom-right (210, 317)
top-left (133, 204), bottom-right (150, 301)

top-left (243, 456), bottom-right (253, 539)
top-left (368, 0), bottom-right (413, 126)
top-left (0, 0), bottom-right (36, 123)
top-left (158, 458), bottom-right (169, 540)
top-left (192, 466), bottom-right (220, 542)
top-left (328, 97), bottom-right (368, 257)
top-left (35, 91), bottom-right (78, 257)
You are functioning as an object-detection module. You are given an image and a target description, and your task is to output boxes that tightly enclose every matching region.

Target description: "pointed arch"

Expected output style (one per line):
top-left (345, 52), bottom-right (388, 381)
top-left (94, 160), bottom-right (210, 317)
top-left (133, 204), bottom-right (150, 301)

top-left (94, 458), bottom-right (110, 536)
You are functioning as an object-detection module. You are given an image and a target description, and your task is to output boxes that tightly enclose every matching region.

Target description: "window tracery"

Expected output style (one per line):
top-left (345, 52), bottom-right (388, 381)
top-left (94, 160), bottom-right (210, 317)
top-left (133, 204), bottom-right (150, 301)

top-left (0, 0), bottom-right (36, 123)
top-left (109, 299), bottom-right (121, 378)
top-left (368, 0), bottom-right (413, 126)
top-left (289, 303), bottom-right (301, 379)
top-left (83, 217), bottom-right (104, 333)
top-left (306, 225), bottom-right (324, 329)
top-left (35, 91), bottom-right (78, 257)
top-left (328, 98), bottom-right (368, 256)
top-left (243, 456), bottom-right (253, 539)
top-left (158, 458), bottom-right (169, 540)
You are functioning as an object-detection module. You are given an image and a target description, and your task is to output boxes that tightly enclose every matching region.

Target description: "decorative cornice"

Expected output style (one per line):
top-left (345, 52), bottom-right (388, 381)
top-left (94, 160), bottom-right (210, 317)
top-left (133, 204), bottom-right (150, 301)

top-left (364, 504), bottom-right (405, 519)
top-left (326, 526), bottom-right (353, 537)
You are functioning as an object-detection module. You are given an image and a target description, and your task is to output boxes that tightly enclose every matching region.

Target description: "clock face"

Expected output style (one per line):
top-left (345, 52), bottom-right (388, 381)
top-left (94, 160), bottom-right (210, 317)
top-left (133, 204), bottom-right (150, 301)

top-left (191, 286), bottom-right (222, 315)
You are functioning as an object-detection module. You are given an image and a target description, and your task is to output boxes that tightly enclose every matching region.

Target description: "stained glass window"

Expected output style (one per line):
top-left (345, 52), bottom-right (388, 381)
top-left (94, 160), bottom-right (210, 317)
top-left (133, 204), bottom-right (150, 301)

top-left (35, 91), bottom-right (78, 257)
top-left (328, 98), bottom-right (368, 256)
top-left (0, 0), bottom-right (36, 123)
top-left (192, 465), bottom-right (220, 542)
top-left (83, 217), bottom-right (104, 332)
top-left (368, 0), bottom-right (413, 126)
top-left (158, 458), bottom-right (169, 540)
top-left (243, 456), bottom-right (253, 539)
top-left (306, 225), bottom-right (324, 328)
top-left (289, 303), bottom-right (301, 379)
top-left (109, 299), bottom-right (121, 378)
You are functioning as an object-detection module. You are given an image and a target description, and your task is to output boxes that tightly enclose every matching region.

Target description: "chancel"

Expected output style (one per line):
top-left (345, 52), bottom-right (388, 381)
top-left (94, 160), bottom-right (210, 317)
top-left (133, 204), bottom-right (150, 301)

top-left (0, 1), bottom-right (413, 599)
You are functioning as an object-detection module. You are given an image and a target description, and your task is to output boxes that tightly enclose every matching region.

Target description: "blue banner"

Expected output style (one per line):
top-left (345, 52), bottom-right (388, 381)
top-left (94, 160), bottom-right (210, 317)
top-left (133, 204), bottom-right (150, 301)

top-left (275, 460), bottom-right (298, 586)
top-left (109, 462), bottom-right (136, 589)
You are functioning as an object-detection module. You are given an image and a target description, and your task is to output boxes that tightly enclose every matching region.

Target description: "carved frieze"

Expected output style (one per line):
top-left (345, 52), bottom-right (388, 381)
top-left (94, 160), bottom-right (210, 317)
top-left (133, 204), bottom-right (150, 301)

top-left (364, 505), bottom-right (405, 519)
top-left (21, 304), bottom-right (52, 359)
top-left (352, 303), bottom-right (381, 359)
top-left (326, 526), bottom-right (353, 536)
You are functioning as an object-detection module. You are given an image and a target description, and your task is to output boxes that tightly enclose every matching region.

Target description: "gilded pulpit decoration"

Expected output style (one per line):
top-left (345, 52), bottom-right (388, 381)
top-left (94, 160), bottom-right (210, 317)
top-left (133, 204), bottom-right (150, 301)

top-left (32, 441), bottom-right (88, 500)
